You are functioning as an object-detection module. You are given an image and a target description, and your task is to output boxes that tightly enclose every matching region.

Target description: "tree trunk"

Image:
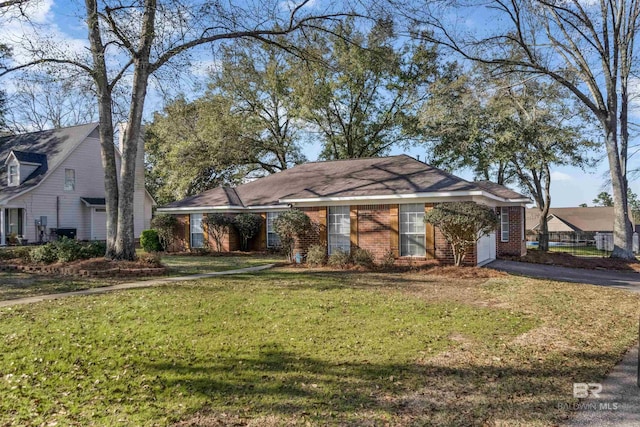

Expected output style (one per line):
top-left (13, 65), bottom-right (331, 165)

top-left (605, 124), bottom-right (635, 259)
top-left (85, 0), bottom-right (118, 259)
top-left (113, 0), bottom-right (155, 260)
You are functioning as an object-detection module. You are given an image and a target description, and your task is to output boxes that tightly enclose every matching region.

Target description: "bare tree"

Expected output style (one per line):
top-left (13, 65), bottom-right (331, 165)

top-left (7, 75), bottom-right (98, 131)
top-left (409, 0), bottom-right (640, 259)
top-left (1, 0), bottom-right (360, 260)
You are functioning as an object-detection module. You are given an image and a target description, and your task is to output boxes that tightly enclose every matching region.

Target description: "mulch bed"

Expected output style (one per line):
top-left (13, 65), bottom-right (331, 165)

top-left (0, 257), bottom-right (167, 278)
top-left (502, 250), bottom-right (640, 273)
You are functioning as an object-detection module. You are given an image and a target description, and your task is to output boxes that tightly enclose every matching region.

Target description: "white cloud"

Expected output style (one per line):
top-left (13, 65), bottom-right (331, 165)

top-left (550, 171), bottom-right (573, 181)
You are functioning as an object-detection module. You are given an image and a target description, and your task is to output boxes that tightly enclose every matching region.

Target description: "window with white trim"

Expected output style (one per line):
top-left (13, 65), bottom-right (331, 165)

top-left (501, 207), bottom-right (510, 242)
top-left (328, 206), bottom-right (350, 254)
top-left (8, 165), bottom-right (17, 186)
top-left (400, 203), bottom-right (426, 257)
top-left (64, 169), bottom-right (75, 191)
top-left (190, 213), bottom-right (204, 248)
top-left (266, 212), bottom-right (281, 248)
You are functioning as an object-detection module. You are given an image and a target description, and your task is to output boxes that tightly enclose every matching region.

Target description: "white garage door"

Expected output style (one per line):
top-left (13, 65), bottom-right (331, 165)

top-left (477, 231), bottom-right (496, 266)
top-left (92, 208), bottom-right (107, 240)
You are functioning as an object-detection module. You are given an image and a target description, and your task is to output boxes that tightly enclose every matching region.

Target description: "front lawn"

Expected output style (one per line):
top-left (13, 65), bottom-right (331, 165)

top-left (0, 271), bottom-right (123, 301)
top-left (0, 253), bottom-right (283, 300)
top-left (0, 269), bottom-right (637, 425)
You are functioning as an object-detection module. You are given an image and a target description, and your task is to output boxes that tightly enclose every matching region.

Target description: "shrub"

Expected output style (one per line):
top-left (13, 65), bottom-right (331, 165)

top-left (233, 213), bottom-right (262, 251)
top-left (351, 248), bottom-right (375, 268)
top-left (81, 241), bottom-right (107, 259)
top-left (151, 214), bottom-right (178, 250)
top-left (0, 247), bottom-right (31, 261)
top-left (54, 237), bottom-right (84, 263)
top-left (204, 213), bottom-right (233, 252)
top-left (138, 252), bottom-right (163, 267)
top-left (140, 229), bottom-right (162, 253)
top-left (380, 250), bottom-right (396, 269)
top-left (306, 244), bottom-right (327, 266)
top-left (273, 210), bottom-right (312, 262)
top-left (30, 243), bottom-right (58, 264)
top-left (424, 201), bottom-right (499, 266)
top-left (328, 249), bottom-right (351, 269)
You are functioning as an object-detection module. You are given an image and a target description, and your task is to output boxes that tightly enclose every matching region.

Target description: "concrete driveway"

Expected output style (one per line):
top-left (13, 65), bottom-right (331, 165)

top-left (488, 259), bottom-right (640, 293)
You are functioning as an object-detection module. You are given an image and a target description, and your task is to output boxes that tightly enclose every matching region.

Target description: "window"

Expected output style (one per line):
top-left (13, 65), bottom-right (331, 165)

top-left (266, 212), bottom-right (281, 248)
top-left (8, 165), bottom-right (17, 186)
top-left (400, 203), bottom-right (426, 257)
top-left (501, 207), bottom-right (510, 242)
top-left (328, 206), bottom-right (350, 254)
top-left (64, 169), bottom-right (75, 191)
top-left (190, 213), bottom-right (204, 248)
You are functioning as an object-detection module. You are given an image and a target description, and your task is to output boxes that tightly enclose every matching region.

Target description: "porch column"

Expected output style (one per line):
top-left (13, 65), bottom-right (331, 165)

top-left (0, 208), bottom-right (5, 246)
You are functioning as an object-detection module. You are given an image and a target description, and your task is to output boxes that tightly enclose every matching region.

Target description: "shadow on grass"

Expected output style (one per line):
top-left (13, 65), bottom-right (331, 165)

top-left (147, 343), bottom-right (619, 426)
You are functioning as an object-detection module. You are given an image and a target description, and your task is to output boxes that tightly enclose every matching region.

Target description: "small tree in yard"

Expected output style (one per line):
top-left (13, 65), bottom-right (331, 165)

top-left (424, 202), bottom-right (499, 266)
top-left (233, 213), bottom-right (262, 251)
top-left (151, 214), bottom-right (178, 251)
top-left (274, 210), bottom-right (312, 262)
top-left (204, 213), bottom-right (233, 252)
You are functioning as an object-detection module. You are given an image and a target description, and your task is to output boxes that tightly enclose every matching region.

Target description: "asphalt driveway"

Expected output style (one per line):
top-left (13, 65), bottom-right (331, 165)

top-left (488, 259), bottom-right (640, 293)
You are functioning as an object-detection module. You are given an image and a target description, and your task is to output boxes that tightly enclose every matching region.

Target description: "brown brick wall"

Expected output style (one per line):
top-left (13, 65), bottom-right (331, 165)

top-left (203, 213), bottom-right (241, 252)
top-left (497, 206), bottom-right (527, 257)
top-left (356, 205), bottom-right (391, 261)
top-left (166, 202), bottom-right (525, 264)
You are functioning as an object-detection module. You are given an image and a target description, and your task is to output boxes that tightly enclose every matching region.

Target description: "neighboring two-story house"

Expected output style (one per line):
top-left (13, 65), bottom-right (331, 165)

top-left (0, 123), bottom-right (154, 245)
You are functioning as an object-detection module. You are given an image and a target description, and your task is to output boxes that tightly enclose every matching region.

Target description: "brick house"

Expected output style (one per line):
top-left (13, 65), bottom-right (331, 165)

top-left (156, 155), bottom-right (530, 265)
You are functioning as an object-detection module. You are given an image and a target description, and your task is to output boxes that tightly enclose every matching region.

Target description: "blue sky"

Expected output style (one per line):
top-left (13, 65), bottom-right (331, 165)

top-left (2, 0), bottom-right (636, 208)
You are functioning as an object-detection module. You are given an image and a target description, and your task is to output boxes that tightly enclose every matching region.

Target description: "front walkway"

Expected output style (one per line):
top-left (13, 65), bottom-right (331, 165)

top-left (488, 259), bottom-right (640, 293)
top-left (0, 264), bottom-right (275, 308)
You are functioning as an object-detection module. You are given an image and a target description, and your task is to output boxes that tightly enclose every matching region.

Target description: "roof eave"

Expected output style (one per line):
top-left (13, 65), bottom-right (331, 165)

top-left (279, 191), bottom-right (532, 205)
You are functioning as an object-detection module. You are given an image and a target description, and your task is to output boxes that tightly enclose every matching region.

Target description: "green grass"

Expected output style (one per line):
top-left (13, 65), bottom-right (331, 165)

top-left (160, 253), bottom-right (285, 275)
top-left (0, 271), bottom-right (121, 301)
top-left (0, 253), bottom-right (284, 300)
top-left (0, 270), bottom-right (637, 425)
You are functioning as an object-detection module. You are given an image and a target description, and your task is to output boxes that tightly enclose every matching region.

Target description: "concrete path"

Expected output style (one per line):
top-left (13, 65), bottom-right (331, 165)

top-left (0, 264), bottom-right (275, 308)
top-left (488, 259), bottom-right (640, 293)
top-left (563, 346), bottom-right (640, 427)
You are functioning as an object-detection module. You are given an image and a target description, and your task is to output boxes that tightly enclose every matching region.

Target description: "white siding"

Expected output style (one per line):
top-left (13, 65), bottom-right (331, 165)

top-left (7, 134), bottom-right (150, 242)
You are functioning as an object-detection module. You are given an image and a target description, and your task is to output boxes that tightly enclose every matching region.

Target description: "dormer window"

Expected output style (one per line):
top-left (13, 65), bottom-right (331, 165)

top-left (8, 165), bottom-right (18, 186)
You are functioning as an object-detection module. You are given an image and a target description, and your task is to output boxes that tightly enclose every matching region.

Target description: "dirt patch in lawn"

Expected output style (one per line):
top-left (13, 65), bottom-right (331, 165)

top-left (504, 250), bottom-right (640, 272)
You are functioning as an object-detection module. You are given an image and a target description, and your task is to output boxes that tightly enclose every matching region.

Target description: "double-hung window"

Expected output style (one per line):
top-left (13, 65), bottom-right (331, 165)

top-left (64, 169), bottom-right (75, 191)
top-left (8, 165), bottom-right (17, 186)
top-left (400, 203), bottom-right (426, 257)
top-left (190, 213), bottom-right (204, 248)
top-left (328, 206), bottom-right (350, 254)
top-left (266, 212), bottom-right (281, 248)
top-left (501, 207), bottom-right (510, 242)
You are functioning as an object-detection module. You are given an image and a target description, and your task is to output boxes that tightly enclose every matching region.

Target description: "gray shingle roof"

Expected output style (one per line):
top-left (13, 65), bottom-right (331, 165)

top-left (526, 206), bottom-right (632, 232)
top-left (163, 155), bottom-right (529, 209)
top-left (0, 123), bottom-right (99, 203)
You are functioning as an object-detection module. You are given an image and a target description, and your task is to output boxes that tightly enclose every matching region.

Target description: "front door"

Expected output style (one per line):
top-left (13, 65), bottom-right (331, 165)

top-left (5, 208), bottom-right (24, 238)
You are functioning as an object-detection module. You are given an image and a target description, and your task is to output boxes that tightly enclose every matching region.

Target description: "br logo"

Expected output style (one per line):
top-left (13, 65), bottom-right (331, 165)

top-left (573, 383), bottom-right (603, 398)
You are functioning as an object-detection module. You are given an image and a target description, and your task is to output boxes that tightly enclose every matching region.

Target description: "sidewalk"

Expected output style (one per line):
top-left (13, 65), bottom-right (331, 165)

top-left (0, 263), bottom-right (275, 308)
top-left (563, 346), bottom-right (640, 426)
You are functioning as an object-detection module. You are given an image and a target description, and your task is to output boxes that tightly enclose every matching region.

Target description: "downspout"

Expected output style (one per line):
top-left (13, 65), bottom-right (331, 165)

top-left (56, 196), bottom-right (60, 228)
